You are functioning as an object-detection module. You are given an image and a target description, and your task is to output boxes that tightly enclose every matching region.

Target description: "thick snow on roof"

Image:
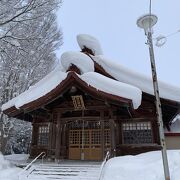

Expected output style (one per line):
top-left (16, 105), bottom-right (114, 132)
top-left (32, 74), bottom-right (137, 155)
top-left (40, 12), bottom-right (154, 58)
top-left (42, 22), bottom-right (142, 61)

top-left (2, 66), bottom-right (67, 111)
top-left (61, 51), bottom-right (94, 73)
top-left (165, 114), bottom-right (180, 133)
top-left (77, 34), bottom-right (103, 55)
top-left (93, 55), bottom-right (180, 103)
top-left (2, 67), bottom-right (142, 111)
top-left (2, 34), bottom-right (180, 112)
top-left (170, 119), bottom-right (180, 133)
top-left (80, 72), bottom-right (142, 109)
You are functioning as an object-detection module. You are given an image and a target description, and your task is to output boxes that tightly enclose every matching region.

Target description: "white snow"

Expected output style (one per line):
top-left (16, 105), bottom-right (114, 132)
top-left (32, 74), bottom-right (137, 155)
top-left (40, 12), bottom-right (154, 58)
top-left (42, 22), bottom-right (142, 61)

top-left (2, 68), bottom-right (142, 111)
top-left (2, 38), bottom-right (180, 111)
top-left (2, 97), bottom-right (18, 111)
top-left (80, 72), bottom-right (142, 109)
top-left (5, 154), bottom-right (29, 163)
top-left (77, 34), bottom-right (103, 55)
top-left (1, 151), bottom-right (180, 180)
top-left (101, 150), bottom-right (180, 180)
top-left (93, 55), bottom-right (180, 103)
top-left (0, 153), bottom-right (21, 180)
top-left (166, 115), bottom-right (180, 133)
top-left (2, 66), bottom-right (67, 110)
top-left (61, 51), bottom-right (94, 73)
top-left (171, 114), bottom-right (180, 124)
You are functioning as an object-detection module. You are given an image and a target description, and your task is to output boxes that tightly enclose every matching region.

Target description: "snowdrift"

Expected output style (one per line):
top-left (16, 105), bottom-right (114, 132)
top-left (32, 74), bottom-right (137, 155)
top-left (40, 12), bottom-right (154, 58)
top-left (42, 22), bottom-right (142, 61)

top-left (101, 150), bottom-right (180, 180)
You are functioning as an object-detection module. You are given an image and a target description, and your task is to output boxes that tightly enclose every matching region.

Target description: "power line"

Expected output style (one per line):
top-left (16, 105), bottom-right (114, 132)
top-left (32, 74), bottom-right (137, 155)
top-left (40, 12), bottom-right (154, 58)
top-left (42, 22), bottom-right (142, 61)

top-left (155, 29), bottom-right (180, 47)
top-left (148, 0), bottom-right (180, 47)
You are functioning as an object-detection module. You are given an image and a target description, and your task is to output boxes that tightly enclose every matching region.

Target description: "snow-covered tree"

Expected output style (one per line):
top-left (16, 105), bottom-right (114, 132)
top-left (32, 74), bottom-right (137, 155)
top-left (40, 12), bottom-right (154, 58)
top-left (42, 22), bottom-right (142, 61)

top-left (0, 0), bottom-right (63, 154)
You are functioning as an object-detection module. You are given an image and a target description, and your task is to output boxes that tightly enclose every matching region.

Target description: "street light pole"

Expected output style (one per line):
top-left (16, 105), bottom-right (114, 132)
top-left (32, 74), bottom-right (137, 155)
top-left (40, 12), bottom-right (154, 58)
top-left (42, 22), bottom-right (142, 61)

top-left (147, 30), bottom-right (170, 180)
top-left (137, 14), bottom-right (170, 180)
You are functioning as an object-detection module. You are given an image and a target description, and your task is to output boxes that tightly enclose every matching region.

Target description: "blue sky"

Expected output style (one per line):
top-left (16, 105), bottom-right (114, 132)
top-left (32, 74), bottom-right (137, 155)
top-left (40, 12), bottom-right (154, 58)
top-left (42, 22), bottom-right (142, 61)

top-left (57, 0), bottom-right (180, 86)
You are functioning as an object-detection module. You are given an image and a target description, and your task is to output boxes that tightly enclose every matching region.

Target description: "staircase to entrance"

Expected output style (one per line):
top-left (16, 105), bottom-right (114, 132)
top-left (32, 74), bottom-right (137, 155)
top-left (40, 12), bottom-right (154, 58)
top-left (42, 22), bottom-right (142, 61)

top-left (20, 160), bottom-right (102, 180)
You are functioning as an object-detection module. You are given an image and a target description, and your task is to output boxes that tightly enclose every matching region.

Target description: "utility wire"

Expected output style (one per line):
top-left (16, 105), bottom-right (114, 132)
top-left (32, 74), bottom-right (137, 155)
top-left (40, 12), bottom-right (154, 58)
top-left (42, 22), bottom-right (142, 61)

top-left (166, 29), bottom-right (180, 38)
top-left (149, 0), bottom-right (180, 46)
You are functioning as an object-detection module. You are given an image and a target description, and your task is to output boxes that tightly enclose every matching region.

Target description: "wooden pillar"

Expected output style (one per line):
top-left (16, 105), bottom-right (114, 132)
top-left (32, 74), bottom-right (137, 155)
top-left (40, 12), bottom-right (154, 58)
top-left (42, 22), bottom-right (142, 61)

top-left (52, 123), bottom-right (57, 149)
top-left (109, 110), bottom-right (116, 157)
top-left (30, 116), bottom-right (39, 157)
top-left (116, 121), bottom-right (120, 145)
top-left (100, 111), bottom-right (105, 159)
top-left (48, 122), bottom-right (53, 157)
top-left (55, 113), bottom-right (62, 161)
top-left (31, 123), bottom-right (37, 146)
top-left (31, 117), bottom-right (38, 146)
top-left (61, 123), bottom-right (67, 158)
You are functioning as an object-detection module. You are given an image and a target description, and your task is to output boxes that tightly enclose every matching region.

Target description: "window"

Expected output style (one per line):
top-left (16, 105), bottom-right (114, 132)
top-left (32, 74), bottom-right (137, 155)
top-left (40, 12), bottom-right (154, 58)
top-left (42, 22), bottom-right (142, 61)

top-left (38, 125), bottom-right (49, 146)
top-left (122, 122), bottom-right (152, 144)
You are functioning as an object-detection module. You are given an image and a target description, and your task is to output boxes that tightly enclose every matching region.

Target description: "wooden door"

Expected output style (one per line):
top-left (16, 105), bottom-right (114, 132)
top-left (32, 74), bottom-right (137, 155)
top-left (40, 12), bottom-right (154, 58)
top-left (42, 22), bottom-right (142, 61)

top-left (69, 129), bottom-right (106, 160)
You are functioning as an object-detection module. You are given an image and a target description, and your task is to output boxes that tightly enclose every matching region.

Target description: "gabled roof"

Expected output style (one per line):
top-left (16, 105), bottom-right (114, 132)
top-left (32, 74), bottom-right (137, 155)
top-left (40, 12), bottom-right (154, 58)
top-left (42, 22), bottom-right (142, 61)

top-left (2, 71), bottom-right (140, 117)
top-left (2, 34), bottom-right (180, 118)
top-left (92, 55), bottom-right (180, 104)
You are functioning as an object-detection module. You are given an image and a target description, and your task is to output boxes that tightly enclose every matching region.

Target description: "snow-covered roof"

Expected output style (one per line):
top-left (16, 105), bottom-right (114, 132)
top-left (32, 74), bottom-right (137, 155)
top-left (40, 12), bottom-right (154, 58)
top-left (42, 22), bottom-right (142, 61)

top-left (2, 34), bottom-right (180, 114)
top-left (165, 115), bottom-right (180, 133)
top-left (93, 55), bottom-right (180, 103)
top-left (169, 119), bottom-right (180, 133)
top-left (2, 67), bottom-right (142, 111)
top-left (77, 34), bottom-right (103, 55)
top-left (2, 66), bottom-right (67, 111)
top-left (61, 51), bottom-right (94, 73)
top-left (80, 72), bottom-right (142, 109)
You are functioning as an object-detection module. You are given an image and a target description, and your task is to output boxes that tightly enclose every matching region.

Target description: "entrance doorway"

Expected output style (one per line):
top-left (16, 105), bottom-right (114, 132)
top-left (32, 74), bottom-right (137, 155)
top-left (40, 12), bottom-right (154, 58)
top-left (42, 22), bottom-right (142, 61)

top-left (68, 120), bottom-right (110, 160)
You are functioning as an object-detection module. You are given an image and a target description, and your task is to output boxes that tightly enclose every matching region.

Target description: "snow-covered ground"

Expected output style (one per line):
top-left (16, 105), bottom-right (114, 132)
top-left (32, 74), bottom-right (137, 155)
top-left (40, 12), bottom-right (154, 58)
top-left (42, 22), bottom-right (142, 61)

top-left (0, 153), bottom-right (22, 180)
top-left (101, 150), bottom-right (180, 180)
top-left (1, 151), bottom-right (180, 180)
top-left (5, 153), bottom-right (29, 165)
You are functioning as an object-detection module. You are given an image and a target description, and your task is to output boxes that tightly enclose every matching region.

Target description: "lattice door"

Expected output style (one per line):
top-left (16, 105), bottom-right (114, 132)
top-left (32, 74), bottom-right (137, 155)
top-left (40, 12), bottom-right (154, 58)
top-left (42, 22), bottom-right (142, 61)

top-left (69, 129), bottom-right (103, 160)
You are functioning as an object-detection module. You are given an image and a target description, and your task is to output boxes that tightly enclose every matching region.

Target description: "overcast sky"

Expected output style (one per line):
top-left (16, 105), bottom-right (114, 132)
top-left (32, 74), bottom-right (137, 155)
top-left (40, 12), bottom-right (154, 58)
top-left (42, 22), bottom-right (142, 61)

top-left (57, 0), bottom-right (180, 86)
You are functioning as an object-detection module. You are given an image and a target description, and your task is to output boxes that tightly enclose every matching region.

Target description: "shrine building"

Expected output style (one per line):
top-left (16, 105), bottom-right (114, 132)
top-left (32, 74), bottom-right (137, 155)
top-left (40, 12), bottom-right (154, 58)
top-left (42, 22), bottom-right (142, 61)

top-left (2, 34), bottom-right (180, 161)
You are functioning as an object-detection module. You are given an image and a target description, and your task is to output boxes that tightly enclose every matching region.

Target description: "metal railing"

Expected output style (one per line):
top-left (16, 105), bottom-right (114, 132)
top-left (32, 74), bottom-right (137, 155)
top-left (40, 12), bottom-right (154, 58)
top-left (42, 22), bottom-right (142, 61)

top-left (18, 151), bottom-right (46, 180)
top-left (99, 151), bottom-right (110, 180)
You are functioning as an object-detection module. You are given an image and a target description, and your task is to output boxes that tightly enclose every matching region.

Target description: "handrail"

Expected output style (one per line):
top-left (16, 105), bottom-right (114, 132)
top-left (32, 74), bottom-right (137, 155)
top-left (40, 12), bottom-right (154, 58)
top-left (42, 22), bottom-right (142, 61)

top-left (18, 151), bottom-right (46, 179)
top-left (41, 152), bottom-right (46, 165)
top-left (98, 151), bottom-right (110, 180)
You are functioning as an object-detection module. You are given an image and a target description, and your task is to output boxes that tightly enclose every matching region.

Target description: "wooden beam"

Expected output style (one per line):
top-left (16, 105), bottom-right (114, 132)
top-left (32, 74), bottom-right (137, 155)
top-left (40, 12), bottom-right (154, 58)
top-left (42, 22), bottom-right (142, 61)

top-left (53, 105), bottom-right (111, 112)
top-left (59, 116), bottom-right (101, 123)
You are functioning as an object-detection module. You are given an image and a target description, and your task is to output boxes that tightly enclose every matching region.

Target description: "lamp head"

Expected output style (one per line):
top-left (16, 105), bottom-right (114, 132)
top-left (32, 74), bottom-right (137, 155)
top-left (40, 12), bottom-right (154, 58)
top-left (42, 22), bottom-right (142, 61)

top-left (137, 14), bottom-right (158, 34)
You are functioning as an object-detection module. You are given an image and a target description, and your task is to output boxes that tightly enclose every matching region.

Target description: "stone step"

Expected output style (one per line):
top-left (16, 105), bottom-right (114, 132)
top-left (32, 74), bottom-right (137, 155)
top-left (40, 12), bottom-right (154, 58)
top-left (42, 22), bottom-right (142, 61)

top-left (26, 161), bottom-right (101, 180)
top-left (28, 175), bottom-right (99, 180)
